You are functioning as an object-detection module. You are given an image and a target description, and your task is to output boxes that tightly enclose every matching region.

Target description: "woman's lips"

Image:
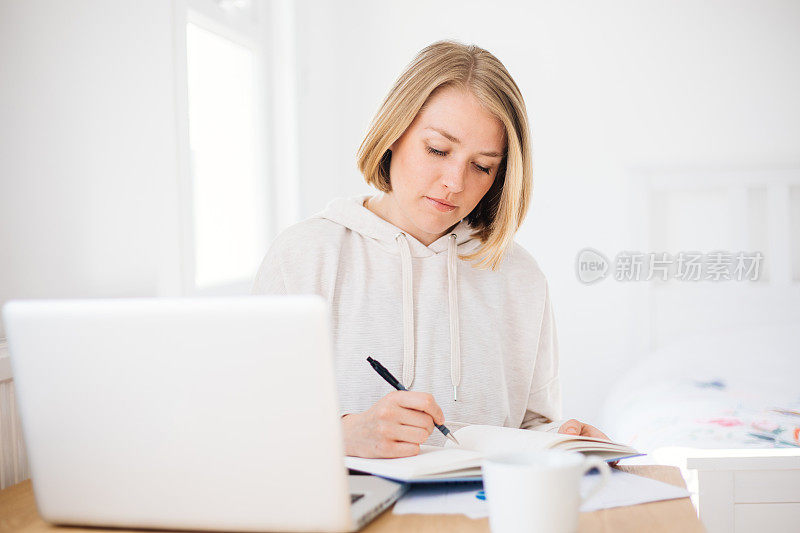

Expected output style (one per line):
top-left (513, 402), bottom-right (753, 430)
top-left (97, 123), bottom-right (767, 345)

top-left (425, 196), bottom-right (457, 212)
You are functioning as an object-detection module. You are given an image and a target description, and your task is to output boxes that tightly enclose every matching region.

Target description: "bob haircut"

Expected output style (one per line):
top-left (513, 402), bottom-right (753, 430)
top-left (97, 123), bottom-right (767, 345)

top-left (357, 40), bottom-right (533, 271)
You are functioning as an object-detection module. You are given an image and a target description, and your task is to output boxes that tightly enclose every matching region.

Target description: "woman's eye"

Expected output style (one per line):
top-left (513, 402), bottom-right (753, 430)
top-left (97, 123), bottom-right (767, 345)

top-left (426, 146), bottom-right (447, 157)
top-left (426, 145), bottom-right (490, 174)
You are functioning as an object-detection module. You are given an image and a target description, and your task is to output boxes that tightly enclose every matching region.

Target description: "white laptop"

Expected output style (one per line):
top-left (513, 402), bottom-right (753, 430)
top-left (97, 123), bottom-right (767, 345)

top-left (2, 295), bottom-right (405, 532)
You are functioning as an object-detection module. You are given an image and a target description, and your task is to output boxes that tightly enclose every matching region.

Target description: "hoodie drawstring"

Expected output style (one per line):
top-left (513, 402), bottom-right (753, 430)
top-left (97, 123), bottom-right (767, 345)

top-left (395, 232), bottom-right (415, 389)
top-left (447, 233), bottom-right (461, 401)
top-left (394, 232), bottom-right (462, 401)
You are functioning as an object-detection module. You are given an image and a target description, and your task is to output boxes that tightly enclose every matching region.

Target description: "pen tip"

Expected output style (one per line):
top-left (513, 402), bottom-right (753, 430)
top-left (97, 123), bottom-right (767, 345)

top-left (447, 433), bottom-right (460, 446)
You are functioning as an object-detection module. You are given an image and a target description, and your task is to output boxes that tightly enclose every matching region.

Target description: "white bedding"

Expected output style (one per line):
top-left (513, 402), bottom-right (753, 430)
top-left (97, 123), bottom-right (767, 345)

top-left (599, 323), bottom-right (800, 509)
top-left (601, 323), bottom-right (800, 459)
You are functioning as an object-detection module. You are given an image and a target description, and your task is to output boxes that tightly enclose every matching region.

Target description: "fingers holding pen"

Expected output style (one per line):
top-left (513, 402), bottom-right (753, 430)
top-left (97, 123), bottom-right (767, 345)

top-left (395, 404), bottom-right (436, 434)
top-left (347, 358), bottom-right (451, 458)
top-left (392, 390), bottom-right (445, 426)
top-left (341, 390), bottom-right (448, 458)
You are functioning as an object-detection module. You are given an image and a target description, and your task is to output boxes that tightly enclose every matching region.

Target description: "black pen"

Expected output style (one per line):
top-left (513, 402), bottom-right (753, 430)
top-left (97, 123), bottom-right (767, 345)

top-left (366, 356), bottom-right (460, 446)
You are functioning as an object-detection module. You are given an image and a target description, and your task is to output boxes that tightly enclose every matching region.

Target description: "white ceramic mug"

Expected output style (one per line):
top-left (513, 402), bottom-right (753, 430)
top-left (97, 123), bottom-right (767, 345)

top-left (481, 450), bottom-right (611, 533)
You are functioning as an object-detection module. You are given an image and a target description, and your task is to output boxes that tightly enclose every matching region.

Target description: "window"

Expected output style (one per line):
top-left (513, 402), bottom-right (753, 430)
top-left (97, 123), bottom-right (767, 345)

top-left (187, 23), bottom-right (261, 288)
top-left (174, 0), bottom-right (271, 295)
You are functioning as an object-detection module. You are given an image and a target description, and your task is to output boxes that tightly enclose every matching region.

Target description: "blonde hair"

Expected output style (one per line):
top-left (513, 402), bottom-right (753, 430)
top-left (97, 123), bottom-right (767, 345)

top-left (357, 40), bottom-right (533, 271)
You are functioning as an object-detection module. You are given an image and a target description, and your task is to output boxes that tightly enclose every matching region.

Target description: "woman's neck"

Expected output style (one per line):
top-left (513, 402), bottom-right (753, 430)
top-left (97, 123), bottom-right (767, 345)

top-left (363, 193), bottom-right (453, 247)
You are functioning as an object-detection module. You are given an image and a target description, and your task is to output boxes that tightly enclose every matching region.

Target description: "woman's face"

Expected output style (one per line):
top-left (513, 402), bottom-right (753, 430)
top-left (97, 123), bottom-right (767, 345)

top-left (378, 85), bottom-right (506, 246)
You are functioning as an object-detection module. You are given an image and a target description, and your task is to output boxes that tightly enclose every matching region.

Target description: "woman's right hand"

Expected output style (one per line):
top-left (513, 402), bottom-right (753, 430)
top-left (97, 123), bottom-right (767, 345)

top-left (341, 390), bottom-right (445, 458)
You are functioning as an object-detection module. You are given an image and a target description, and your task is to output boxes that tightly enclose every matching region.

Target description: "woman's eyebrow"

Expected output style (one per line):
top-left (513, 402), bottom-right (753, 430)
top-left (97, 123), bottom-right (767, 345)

top-left (425, 126), bottom-right (504, 157)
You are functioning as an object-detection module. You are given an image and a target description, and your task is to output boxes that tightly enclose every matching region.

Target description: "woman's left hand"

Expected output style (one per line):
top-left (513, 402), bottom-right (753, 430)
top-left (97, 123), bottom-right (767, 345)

top-left (557, 419), bottom-right (610, 440)
top-left (558, 419), bottom-right (620, 467)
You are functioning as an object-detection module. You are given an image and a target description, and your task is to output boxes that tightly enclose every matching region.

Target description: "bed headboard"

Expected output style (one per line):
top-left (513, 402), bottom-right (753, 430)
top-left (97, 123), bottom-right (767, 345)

top-left (627, 168), bottom-right (800, 352)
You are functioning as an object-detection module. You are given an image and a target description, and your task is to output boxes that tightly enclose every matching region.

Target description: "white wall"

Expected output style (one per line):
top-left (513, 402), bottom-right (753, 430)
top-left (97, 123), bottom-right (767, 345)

top-left (1, 0), bottom-right (798, 427)
top-left (291, 0), bottom-right (800, 424)
top-left (0, 0), bottom-right (180, 338)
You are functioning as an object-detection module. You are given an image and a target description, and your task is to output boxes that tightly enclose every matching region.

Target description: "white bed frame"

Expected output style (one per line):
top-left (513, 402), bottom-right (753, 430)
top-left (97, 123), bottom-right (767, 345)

top-left (687, 450), bottom-right (800, 532)
top-left (628, 167), bottom-right (800, 533)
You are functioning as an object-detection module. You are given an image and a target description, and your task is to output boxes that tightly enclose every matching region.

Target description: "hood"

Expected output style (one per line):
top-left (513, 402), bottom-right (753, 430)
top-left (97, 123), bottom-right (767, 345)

top-left (313, 194), bottom-right (482, 401)
top-left (316, 194), bottom-right (480, 257)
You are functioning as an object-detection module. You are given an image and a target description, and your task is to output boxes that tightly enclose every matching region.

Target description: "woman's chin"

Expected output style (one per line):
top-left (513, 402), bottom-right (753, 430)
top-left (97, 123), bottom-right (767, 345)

top-left (415, 220), bottom-right (457, 237)
top-left (408, 206), bottom-right (460, 237)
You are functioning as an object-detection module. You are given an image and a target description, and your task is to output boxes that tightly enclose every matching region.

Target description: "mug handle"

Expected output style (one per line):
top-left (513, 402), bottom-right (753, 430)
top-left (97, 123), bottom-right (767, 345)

top-left (579, 456), bottom-right (611, 506)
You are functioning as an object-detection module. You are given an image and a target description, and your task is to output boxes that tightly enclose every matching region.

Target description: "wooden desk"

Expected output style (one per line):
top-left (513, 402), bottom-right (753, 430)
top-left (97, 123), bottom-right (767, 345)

top-left (0, 465), bottom-right (703, 532)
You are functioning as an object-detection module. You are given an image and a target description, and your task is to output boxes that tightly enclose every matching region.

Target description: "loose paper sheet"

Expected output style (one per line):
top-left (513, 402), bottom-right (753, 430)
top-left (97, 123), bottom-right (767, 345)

top-left (392, 469), bottom-right (690, 517)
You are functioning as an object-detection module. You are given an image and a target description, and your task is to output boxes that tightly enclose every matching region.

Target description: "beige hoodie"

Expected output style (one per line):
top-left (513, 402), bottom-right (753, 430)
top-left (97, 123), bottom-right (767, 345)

top-left (252, 194), bottom-right (566, 444)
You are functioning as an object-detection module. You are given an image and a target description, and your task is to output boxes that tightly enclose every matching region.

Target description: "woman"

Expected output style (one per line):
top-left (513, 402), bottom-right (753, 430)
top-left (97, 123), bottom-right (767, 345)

top-left (252, 40), bottom-right (613, 459)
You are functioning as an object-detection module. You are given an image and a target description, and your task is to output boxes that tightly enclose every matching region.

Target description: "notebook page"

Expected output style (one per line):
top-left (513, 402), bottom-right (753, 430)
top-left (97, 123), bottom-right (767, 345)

top-left (445, 425), bottom-right (569, 454)
top-left (345, 445), bottom-right (482, 480)
top-left (446, 425), bottom-right (639, 456)
top-left (557, 441), bottom-right (638, 454)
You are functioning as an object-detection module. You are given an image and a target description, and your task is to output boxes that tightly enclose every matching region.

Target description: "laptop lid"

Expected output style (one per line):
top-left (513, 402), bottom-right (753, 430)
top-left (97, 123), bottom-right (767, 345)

top-left (2, 295), bottom-right (353, 532)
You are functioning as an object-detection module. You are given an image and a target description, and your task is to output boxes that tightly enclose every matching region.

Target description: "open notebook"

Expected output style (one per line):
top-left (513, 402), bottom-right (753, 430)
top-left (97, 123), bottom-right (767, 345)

top-left (345, 425), bottom-right (643, 482)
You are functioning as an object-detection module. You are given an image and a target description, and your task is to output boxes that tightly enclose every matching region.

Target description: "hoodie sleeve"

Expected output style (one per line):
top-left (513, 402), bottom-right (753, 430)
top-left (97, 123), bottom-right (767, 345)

top-left (520, 281), bottom-right (565, 432)
top-left (251, 239), bottom-right (288, 295)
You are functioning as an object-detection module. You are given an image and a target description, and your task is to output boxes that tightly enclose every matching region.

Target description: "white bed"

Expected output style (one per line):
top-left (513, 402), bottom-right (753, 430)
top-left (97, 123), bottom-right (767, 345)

top-left (600, 168), bottom-right (800, 532)
top-left (601, 324), bottom-right (800, 532)
top-left (603, 323), bottom-right (800, 455)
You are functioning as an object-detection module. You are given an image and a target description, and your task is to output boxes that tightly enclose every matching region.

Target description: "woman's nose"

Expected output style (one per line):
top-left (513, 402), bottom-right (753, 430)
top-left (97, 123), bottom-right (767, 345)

top-left (441, 162), bottom-right (467, 193)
